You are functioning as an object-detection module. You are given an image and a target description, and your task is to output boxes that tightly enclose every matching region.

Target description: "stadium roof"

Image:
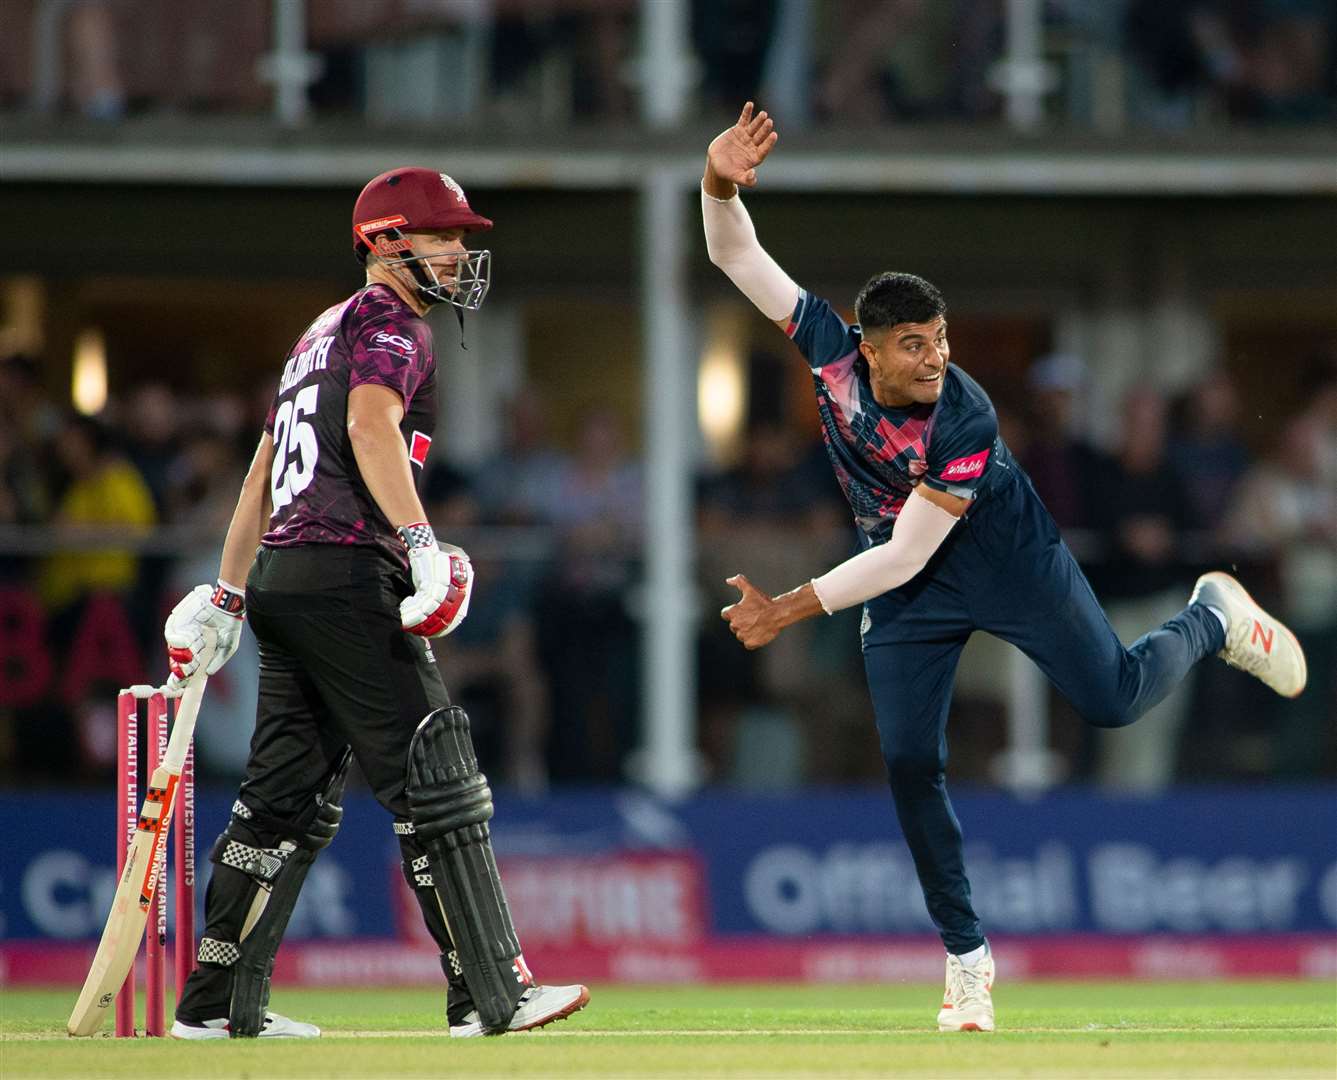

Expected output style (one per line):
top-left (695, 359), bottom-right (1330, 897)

top-left (3, 122), bottom-right (1334, 195)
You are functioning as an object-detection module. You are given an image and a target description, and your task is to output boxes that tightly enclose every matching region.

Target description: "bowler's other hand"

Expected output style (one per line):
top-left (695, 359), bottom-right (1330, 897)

top-left (721, 573), bottom-right (781, 649)
top-left (706, 101), bottom-right (778, 189)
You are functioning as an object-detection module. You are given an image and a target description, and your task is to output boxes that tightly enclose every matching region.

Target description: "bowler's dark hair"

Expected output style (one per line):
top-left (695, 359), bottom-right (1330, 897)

top-left (855, 272), bottom-right (946, 335)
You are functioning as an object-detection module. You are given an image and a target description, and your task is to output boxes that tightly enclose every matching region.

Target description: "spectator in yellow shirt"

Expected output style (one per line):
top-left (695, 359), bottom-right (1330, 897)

top-left (41, 414), bottom-right (157, 612)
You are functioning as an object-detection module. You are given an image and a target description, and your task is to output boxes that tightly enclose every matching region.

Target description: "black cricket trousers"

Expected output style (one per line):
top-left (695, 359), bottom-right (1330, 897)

top-left (238, 544), bottom-right (449, 819)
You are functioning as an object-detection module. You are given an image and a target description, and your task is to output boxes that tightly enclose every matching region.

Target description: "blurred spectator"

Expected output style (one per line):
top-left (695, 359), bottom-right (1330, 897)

top-left (69, 1), bottom-right (127, 120)
top-left (1223, 367), bottom-right (1337, 777)
top-left (0, 354), bottom-right (60, 515)
top-left (815, 0), bottom-right (928, 123)
top-left (1124, 0), bottom-right (1224, 128)
top-left (1223, 0), bottom-right (1334, 122)
top-left (1168, 370), bottom-right (1252, 532)
top-left (698, 419), bottom-right (840, 530)
top-left (424, 460), bottom-right (553, 793)
top-left (165, 426), bottom-right (246, 529)
top-left (813, 0), bottom-right (1003, 123)
top-left (472, 389), bottom-right (569, 526)
top-left (536, 407), bottom-right (642, 782)
top-left (0, 357), bottom-right (53, 528)
top-left (1125, 0), bottom-right (1336, 127)
top-left (489, 1), bottom-right (634, 123)
top-left (1018, 353), bottom-right (1104, 537)
top-left (39, 413), bottom-right (156, 614)
top-left (124, 382), bottom-right (182, 514)
top-left (696, 419), bottom-right (855, 786)
top-left (441, 551), bottom-right (552, 796)
top-left (692, 0), bottom-right (780, 115)
top-left (1087, 388), bottom-right (1198, 792)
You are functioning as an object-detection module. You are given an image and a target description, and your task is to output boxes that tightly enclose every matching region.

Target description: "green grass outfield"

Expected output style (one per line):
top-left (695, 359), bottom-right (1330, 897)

top-left (3, 982), bottom-right (1334, 1079)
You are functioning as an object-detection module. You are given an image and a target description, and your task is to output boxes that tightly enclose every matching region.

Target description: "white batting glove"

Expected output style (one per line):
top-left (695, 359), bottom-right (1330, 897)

top-left (397, 522), bottom-right (473, 638)
top-left (165, 581), bottom-right (244, 689)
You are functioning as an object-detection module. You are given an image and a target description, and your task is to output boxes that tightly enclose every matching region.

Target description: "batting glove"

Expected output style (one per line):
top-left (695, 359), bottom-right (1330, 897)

top-left (398, 521), bottom-right (473, 638)
top-left (165, 581), bottom-right (245, 689)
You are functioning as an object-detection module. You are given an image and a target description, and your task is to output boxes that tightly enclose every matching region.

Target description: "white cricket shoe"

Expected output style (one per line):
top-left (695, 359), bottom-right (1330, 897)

top-left (937, 949), bottom-right (995, 1032)
top-left (169, 1011), bottom-right (321, 1039)
top-left (448, 983), bottom-right (590, 1038)
top-left (1191, 572), bottom-right (1307, 698)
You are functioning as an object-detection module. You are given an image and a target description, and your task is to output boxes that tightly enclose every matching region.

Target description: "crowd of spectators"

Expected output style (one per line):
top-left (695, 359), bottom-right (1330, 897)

top-left (5, 0), bottom-right (1334, 130)
top-left (0, 353), bottom-right (655, 794)
top-left (1, 343), bottom-right (1333, 794)
top-left (1006, 351), bottom-right (1337, 790)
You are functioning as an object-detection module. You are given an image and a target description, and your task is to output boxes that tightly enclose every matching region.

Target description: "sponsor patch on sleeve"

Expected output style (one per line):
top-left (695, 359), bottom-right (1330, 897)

top-left (370, 331), bottom-right (417, 356)
top-left (938, 448), bottom-right (990, 482)
top-left (409, 431), bottom-right (432, 467)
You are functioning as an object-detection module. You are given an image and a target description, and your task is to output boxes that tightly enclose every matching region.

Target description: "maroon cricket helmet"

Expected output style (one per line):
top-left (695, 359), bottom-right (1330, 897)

top-left (352, 167), bottom-right (493, 262)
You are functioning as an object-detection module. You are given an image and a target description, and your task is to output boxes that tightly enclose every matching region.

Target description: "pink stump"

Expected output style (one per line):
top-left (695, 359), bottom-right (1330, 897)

top-left (174, 706), bottom-right (196, 1007)
top-left (145, 692), bottom-right (168, 1037)
top-left (115, 691), bottom-right (138, 1038)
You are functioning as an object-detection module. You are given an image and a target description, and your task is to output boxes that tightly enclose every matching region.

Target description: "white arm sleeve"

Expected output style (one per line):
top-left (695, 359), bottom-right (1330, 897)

top-left (701, 185), bottom-right (800, 322)
top-left (811, 490), bottom-right (961, 613)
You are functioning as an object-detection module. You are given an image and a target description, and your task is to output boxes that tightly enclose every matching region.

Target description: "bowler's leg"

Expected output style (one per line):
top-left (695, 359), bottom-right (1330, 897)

top-left (864, 635), bottom-right (980, 953)
top-left (985, 536), bottom-right (1223, 730)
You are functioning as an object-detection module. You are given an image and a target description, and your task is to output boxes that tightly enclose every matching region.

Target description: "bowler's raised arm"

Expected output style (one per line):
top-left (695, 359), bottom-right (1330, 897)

top-left (701, 102), bottom-right (799, 332)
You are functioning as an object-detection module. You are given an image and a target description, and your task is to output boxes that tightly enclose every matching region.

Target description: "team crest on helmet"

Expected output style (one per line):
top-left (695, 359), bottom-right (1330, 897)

top-left (439, 174), bottom-right (465, 201)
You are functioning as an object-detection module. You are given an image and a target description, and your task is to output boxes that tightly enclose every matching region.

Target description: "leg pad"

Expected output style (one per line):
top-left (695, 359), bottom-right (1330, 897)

top-left (407, 707), bottom-right (531, 1033)
top-left (227, 748), bottom-right (352, 1037)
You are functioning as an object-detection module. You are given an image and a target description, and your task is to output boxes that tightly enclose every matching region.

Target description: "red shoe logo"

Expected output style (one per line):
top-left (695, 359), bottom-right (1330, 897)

top-left (1251, 621), bottom-right (1274, 654)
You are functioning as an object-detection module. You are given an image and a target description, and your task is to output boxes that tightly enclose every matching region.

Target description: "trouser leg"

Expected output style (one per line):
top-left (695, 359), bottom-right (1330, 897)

top-left (176, 632), bottom-right (344, 1023)
top-left (984, 538), bottom-right (1221, 729)
top-left (245, 550), bottom-right (496, 1026)
top-left (1096, 590), bottom-right (1200, 789)
top-left (968, 474), bottom-right (1223, 730)
top-left (863, 633), bottom-right (978, 954)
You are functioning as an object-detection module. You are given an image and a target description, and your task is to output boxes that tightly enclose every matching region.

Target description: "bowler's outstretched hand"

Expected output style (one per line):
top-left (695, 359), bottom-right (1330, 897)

top-left (721, 573), bottom-right (783, 649)
top-left (706, 101), bottom-right (778, 189)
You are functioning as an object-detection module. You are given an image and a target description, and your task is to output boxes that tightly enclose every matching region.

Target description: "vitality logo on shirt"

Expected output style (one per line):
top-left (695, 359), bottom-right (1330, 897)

top-left (940, 449), bottom-right (990, 481)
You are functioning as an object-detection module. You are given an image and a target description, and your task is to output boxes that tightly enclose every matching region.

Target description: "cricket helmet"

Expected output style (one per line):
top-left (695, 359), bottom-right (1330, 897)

top-left (352, 167), bottom-right (493, 311)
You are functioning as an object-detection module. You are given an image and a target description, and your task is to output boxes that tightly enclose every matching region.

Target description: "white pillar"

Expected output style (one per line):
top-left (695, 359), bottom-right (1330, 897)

top-left (760, 0), bottom-right (814, 129)
top-left (262, 0), bottom-right (319, 128)
top-left (30, 0), bottom-right (76, 115)
top-left (992, 646), bottom-right (1064, 796)
top-left (635, 167), bottom-right (697, 795)
top-left (639, 0), bottom-right (693, 129)
top-left (995, 0), bottom-right (1052, 132)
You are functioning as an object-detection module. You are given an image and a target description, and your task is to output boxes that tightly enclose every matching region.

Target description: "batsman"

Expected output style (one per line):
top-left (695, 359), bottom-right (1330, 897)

top-left (161, 168), bottom-right (588, 1039)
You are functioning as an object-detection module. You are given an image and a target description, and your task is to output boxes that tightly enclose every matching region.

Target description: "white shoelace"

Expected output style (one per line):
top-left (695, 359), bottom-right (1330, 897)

top-left (948, 960), bottom-right (991, 1008)
top-left (1223, 620), bottom-right (1268, 676)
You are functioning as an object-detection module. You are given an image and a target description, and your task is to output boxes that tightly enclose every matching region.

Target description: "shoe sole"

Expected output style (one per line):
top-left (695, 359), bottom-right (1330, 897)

top-left (510, 985), bottom-right (591, 1034)
top-left (1200, 571), bottom-right (1308, 698)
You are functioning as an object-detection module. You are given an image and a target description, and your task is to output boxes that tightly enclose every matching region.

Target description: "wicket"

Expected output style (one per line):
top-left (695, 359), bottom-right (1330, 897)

top-left (115, 685), bottom-right (196, 1038)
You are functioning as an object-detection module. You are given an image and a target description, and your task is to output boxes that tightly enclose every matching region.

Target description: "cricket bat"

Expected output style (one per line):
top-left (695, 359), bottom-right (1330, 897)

top-left (68, 669), bottom-right (211, 1036)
